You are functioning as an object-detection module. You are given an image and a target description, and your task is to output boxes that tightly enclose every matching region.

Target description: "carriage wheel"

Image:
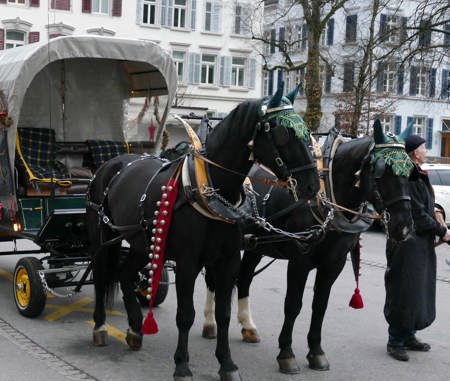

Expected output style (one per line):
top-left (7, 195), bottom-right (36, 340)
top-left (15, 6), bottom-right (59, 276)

top-left (136, 266), bottom-right (169, 307)
top-left (13, 257), bottom-right (47, 318)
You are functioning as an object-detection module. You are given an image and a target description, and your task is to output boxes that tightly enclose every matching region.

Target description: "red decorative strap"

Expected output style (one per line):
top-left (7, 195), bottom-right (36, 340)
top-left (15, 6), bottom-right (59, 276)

top-left (349, 239), bottom-right (364, 309)
top-left (142, 177), bottom-right (179, 334)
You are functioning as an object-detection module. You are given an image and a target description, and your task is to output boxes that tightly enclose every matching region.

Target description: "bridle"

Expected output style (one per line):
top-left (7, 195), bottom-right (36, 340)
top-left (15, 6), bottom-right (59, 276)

top-left (249, 104), bottom-right (317, 201)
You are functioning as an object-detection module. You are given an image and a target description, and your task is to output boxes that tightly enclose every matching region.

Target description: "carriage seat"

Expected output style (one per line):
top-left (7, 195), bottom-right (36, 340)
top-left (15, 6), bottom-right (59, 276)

top-left (16, 127), bottom-right (72, 193)
top-left (86, 139), bottom-right (130, 170)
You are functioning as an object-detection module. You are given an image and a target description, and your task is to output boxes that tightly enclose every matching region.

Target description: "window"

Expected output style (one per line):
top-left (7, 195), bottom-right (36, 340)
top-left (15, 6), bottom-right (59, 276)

top-left (346, 15), bottom-right (357, 43)
top-left (142, 0), bottom-right (157, 25)
top-left (418, 19), bottom-right (432, 47)
top-left (383, 63), bottom-right (396, 93)
top-left (7, 0), bottom-right (26, 4)
top-left (319, 65), bottom-right (332, 93)
top-left (204, 0), bottom-right (221, 33)
top-left (262, 71), bottom-right (271, 96)
top-left (5, 30), bottom-right (25, 49)
top-left (92, 0), bottom-right (109, 14)
top-left (380, 115), bottom-right (394, 134)
top-left (320, 18), bottom-right (334, 46)
top-left (234, 4), bottom-right (249, 36)
top-left (172, 51), bottom-right (185, 82)
top-left (51, 0), bottom-right (71, 10)
top-left (173, 0), bottom-right (186, 28)
top-left (444, 24), bottom-right (450, 46)
top-left (231, 57), bottom-right (245, 87)
top-left (201, 54), bottom-right (216, 85)
top-left (416, 66), bottom-right (428, 96)
top-left (412, 116), bottom-right (425, 136)
top-left (386, 15), bottom-right (400, 43)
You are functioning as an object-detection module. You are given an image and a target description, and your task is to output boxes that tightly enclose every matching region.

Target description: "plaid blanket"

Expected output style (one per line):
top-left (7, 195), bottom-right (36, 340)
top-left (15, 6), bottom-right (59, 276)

top-left (87, 140), bottom-right (130, 169)
top-left (16, 127), bottom-right (70, 185)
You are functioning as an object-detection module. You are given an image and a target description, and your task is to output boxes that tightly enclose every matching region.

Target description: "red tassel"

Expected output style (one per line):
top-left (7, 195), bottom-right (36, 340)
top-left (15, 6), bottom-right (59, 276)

top-left (141, 311), bottom-right (158, 334)
top-left (349, 287), bottom-right (364, 309)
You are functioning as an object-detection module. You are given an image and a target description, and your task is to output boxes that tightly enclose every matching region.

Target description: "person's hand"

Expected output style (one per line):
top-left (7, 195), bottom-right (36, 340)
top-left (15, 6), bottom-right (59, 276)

top-left (442, 229), bottom-right (450, 242)
top-left (435, 209), bottom-right (447, 228)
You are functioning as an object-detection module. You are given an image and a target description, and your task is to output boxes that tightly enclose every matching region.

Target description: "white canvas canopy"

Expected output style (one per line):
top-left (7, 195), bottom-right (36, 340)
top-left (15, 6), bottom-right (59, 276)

top-left (0, 35), bottom-right (177, 173)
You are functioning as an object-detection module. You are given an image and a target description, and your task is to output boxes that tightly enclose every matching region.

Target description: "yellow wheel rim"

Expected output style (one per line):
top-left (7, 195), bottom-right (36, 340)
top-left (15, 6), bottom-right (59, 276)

top-left (15, 267), bottom-right (31, 308)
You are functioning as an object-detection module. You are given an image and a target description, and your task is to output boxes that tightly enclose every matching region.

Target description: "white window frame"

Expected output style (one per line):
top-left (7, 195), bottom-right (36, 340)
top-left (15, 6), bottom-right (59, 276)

top-left (92, 0), bottom-right (110, 15)
top-left (380, 115), bottom-right (394, 133)
top-left (7, 0), bottom-right (26, 5)
top-left (142, 0), bottom-right (158, 26)
top-left (200, 54), bottom-right (216, 85)
top-left (416, 66), bottom-right (428, 96)
top-left (262, 71), bottom-right (270, 96)
top-left (231, 56), bottom-right (246, 87)
top-left (173, 0), bottom-right (187, 28)
top-left (204, 1), bottom-right (212, 31)
top-left (386, 15), bottom-right (400, 44)
top-left (172, 50), bottom-right (186, 83)
top-left (413, 116), bottom-right (426, 137)
top-left (383, 63), bottom-right (396, 93)
top-left (5, 30), bottom-right (26, 49)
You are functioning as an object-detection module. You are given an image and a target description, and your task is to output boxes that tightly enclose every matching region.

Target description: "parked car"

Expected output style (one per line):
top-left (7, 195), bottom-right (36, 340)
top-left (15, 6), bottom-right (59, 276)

top-left (422, 163), bottom-right (450, 226)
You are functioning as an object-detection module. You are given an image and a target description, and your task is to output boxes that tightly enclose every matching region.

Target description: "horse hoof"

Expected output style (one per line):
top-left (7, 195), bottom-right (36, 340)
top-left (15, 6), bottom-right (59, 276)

top-left (93, 329), bottom-right (108, 347)
top-left (173, 376), bottom-right (193, 381)
top-left (241, 328), bottom-right (260, 343)
top-left (218, 370), bottom-right (242, 381)
top-left (202, 324), bottom-right (217, 339)
top-left (306, 351), bottom-right (330, 371)
top-left (277, 357), bottom-right (300, 374)
top-left (126, 329), bottom-right (143, 351)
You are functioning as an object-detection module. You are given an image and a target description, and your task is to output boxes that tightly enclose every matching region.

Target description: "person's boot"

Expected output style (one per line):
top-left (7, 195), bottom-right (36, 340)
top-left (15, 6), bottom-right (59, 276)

top-left (387, 344), bottom-right (409, 361)
top-left (404, 338), bottom-right (431, 352)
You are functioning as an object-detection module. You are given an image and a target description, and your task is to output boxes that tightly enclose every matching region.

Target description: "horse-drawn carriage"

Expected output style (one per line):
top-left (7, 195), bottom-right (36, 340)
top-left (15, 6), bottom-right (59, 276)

top-left (0, 35), bottom-right (177, 318)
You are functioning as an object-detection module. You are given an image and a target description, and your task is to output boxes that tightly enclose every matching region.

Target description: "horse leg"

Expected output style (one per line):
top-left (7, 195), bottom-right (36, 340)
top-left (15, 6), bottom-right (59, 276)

top-left (173, 264), bottom-right (200, 381)
top-left (236, 251), bottom-right (262, 343)
top-left (306, 257), bottom-right (346, 371)
top-left (277, 260), bottom-right (309, 374)
top-left (119, 257), bottom-right (143, 351)
top-left (202, 267), bottom-right (217, 339)
top-left (214, 251), bottom-right (242, 381)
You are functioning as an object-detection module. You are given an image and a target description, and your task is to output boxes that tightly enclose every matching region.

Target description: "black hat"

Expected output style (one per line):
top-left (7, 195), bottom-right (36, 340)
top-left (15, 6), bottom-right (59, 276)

top-left (405, 134), bottom-right (426, 153)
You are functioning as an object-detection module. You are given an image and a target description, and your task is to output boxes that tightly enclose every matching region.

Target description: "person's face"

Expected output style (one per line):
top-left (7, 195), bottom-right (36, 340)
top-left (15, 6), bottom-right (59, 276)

top-left (412, 143), bottom-right (426, 165)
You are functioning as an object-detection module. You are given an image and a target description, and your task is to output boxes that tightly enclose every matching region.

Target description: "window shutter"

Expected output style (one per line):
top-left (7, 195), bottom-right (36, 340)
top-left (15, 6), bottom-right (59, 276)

top-left (343, 62), bottom-right (354, 92)
top-left (409, 66), bottom-right (417, 96)
top-left (376, 62), bottom-right (385, 93)
top-left (268, 71), bottom-right (274, 95)
top-left (136, 0), bottom-right (143, 25)
top-left (301, 23), bottom-right (308, 50)
top-left (325, 68), bottom-right (332, 93)
top-left (191, 0), bottom-right (196, 30)
top-left (346, 15), bottom-right (357, 43)
top-left (82, 0), bottom-right (91, 13)
top-left (279, 27), bottom-right (285, 48)
top-left (445, 24), bottom-right (450, 46)
top-left (379, 14), bottom-right (387, 42)
top-left (277, 69), bottom-right (283, 86)
top-left (400, 17), bottom-right (407, 43)
top-left (426, 118), bottom-right (433, 149)
top-left (247, 58), bottom-right (256, 89)
top-left (28, 32), bottom-right (40, 44)
top-left (51, 0), bottom-right (70, 10)
top-left (270, 29), bottom-right (276, 54)
top-left (168, 0), bottom-right (174, 27)
top-left (441, 69), bottom-right (449, 99)
top-left (219, 55), bottom-right (231, 87)
top-left (30, 0), bottom-right (40, 7)
top-left (211, 0), bottom-right (221, 33)
top-left (429, 68), bottom-right (436, 97)
top-left (188, 53), bottom-right (200, 84)
top-left (407, 116), bottom-right (414, 135)
top-left (327, 18), bottom-right (334, 46)
top-left (161, 0), bottom-right (168, 26)
top-left (0, 29), bottom-right (4, 50)
top-left (112, 0), bottom-right (122, 17)
top-left (397, 65), bottom-right (404, 95)
top-left (394, 115), bottom-right (402, 135)
top-left (299, 67), bottom-right (305, 95)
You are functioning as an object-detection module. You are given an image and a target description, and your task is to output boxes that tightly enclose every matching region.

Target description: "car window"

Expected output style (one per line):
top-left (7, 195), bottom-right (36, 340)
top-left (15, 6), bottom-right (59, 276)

top-left (427, 170), bottom-right (441, 185)
top-left (436, 170), bottom-right (450, 186)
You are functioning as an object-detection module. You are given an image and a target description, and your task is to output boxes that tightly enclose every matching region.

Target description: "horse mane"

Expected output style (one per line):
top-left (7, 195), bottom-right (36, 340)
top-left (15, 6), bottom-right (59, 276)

top-left (334, 136), bottom-right (373, 171)
top-left (205, 99), bottom-right (262, 156)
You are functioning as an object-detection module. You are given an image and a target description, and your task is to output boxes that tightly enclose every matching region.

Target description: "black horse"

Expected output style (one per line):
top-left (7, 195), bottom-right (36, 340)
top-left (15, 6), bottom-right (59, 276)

top-left (202, 122), bottom-right (414, 374)
top-left (86, 82), bottom-right (320, 381)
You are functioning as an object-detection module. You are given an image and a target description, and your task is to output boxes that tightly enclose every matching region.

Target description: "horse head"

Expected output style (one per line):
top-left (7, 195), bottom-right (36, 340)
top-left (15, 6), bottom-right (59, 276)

top-left (252, 81), bottom-right (319, 201)
top-left (361, 119), bottom-right (413, 241)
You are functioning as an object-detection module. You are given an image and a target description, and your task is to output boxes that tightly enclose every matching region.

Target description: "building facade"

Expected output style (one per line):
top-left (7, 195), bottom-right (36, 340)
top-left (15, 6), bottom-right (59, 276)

top-left (263, 0), bottom-right (450, 159)
top-left (0, 0), bottom-right (263, 144)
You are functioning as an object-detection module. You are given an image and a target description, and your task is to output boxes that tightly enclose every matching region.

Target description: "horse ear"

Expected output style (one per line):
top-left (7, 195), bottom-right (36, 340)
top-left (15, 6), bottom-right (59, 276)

top-left (398, 118), bottom-right (413, 141)
top-left (286, 83), bottom-right (301, 104)
top-left (373, 119), bottom-right (388, 144)
top-left (268, 80), bottom-right (285, 108)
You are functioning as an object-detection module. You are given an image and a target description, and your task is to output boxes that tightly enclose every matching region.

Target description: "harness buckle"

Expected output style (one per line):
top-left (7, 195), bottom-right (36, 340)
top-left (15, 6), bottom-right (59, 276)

top-left (102, 215), bottom-right (110, 225)
top-left (275, 157), bottom-right (284, 167)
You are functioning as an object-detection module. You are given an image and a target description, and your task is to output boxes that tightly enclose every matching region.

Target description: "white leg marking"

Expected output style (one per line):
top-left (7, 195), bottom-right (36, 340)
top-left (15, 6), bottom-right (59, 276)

top-left (237, 297), bottom-right (256, 330)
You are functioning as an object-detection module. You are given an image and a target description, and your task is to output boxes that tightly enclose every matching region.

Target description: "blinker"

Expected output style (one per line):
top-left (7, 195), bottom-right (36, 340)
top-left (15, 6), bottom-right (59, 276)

top-left (271, 125), bottom-right (290, 146)
top-left (374, 157), bottom-right (386, 179)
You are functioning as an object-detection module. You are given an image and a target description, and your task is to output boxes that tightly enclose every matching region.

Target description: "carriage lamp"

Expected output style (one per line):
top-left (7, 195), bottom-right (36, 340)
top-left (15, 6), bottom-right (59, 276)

top-left (13, 222), bottom-right (22, 232)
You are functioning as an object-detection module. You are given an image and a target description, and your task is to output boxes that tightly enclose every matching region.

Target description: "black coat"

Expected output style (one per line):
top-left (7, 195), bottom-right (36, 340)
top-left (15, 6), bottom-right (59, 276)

top-left (384, 165), bottom-right (447, 331)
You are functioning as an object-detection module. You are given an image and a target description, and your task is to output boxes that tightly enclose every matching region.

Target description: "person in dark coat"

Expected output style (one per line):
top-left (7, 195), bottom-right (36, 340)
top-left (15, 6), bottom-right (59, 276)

top-left (384, 134), bottom-right (450, 362)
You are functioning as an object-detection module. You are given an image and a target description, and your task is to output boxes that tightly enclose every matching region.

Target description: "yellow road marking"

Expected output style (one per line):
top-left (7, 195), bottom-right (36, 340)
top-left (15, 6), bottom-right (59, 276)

top-left (46, 303), bottom-right (125, 316)
top-left (45, 297), bottom-right (94, 321)
top-left (87, 320), bottom-right (127, 345)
